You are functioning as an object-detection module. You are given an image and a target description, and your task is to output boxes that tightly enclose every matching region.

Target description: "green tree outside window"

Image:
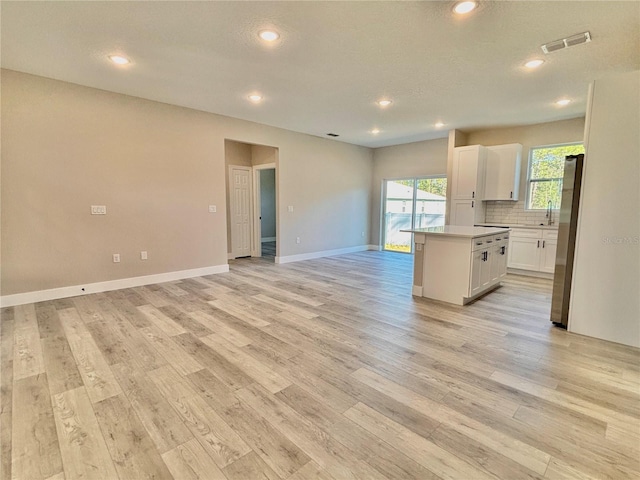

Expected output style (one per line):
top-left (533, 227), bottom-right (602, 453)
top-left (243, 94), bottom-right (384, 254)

top-left (527, 144), bottom-right (585, 209)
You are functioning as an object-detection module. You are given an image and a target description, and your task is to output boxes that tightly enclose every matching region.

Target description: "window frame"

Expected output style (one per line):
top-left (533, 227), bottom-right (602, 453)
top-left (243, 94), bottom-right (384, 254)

top-left (525, 142), bottom-right (584, 211)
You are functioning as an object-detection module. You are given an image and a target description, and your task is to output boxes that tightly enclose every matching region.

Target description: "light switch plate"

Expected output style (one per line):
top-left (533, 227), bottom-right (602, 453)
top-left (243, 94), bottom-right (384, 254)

top-left (91, 205), bottom-right (107, 215)
top-left (140, 251), bottom-right (148, 260)
top-left (288, 206), bottom-right (294, 213)
top-left (208, 205), bottom-right (217, 213)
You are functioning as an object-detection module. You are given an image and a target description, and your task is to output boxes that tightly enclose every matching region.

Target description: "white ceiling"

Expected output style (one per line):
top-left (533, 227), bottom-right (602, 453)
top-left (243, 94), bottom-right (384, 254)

top-left (2, 1), bottom-right (639, 148)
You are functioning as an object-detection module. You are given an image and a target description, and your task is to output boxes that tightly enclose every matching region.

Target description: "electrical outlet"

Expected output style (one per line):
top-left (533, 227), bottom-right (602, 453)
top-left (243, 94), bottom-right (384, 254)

top-left (140, 251), bottom-right (148, 260)
top-left (361, 231), bottom-right (365, 237)
top-left (112, 253), bottom-right (120, 263)
top-left (208, 205), bottom-right (217, 213)
top-left (296, 237), bottom-right (301, 244)
top-left (91, 205), bottom-right (107, 215)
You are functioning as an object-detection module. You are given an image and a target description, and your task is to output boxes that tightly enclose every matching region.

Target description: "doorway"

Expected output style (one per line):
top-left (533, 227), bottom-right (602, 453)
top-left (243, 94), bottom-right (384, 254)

top-left (382, 176), bottom-right (447, 253)
top-left (254, 166), bottom-right (277, 260)
top-left (225, 140), bottom-right (278, 262)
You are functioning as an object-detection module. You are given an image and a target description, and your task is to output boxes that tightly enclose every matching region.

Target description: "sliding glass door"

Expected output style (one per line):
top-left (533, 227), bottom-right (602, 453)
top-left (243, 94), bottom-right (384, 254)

top-left (383, 176), bottom-right (447, 253)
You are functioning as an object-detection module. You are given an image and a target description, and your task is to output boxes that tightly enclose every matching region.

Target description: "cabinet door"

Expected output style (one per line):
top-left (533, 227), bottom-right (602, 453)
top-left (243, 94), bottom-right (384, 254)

top-left (489, 245), bottom-right (502, 284)
top-left (484, 144), bottom-right (522, 201)
top-left (498, 242), bottom-right (509, 279)
top-left (469, 249), bottom-right (485, 296)
top-left (450, 199), bottom-right (485, 226)
top-left (450, 199), bottom-right (475, 226)
top-left (508, 237), bottom-right (540, 270)
top-left (452, 146), bottom-right (481, 199)
top-left (480, 249), bottom-right (492, 289)
top-left (539, 239), bottom-right (557, 273)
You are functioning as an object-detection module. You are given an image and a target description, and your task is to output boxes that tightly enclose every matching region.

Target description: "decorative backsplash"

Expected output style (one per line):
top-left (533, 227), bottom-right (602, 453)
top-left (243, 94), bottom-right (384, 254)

top-left (484, 200), bottom-right (558, 226)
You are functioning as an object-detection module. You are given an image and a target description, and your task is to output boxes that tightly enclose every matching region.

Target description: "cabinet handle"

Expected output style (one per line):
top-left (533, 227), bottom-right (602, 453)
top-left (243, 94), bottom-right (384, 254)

top-left (537, 240), bottom-right (540, 248)
top-left (471, 201), bottom-right (474, 208)
top-left (501, 246), bottom-right (506, 255)
top-left (510, 191), bottom-right (513, 199)
top-left (543, 240), bottom-right (546, 248)
top-left (472, 191), bottom-right (475, 199)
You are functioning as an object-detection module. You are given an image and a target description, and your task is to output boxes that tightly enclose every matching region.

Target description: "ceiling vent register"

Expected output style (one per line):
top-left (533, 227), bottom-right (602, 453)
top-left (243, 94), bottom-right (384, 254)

top-left (541, 32), bottom-right (591, 54)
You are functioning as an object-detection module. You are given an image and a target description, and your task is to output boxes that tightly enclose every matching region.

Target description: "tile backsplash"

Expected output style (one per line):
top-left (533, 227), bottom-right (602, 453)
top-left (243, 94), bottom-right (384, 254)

top-left (484, 200), bottom-right (558, 226)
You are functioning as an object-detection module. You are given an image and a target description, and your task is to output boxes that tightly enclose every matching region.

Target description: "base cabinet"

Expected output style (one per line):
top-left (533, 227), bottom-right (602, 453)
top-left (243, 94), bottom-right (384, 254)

top-left (508, 229), bottom-right (558, 273)
top-left (468, 234), bottom-right (509, 300)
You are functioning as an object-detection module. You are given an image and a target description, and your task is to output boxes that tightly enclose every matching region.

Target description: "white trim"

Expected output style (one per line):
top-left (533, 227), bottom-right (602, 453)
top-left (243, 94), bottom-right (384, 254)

top-left (253, 163), bottom-right (277, 258)
top-left (506, 268), bottom-right (553, 279)
top-left (368, 244), bottom-right (382, 251)
top-left (228, 253), bottom-right (236, 260)
top-left (412, 285), bottom-right (423, 296)
top-left (261, 237), bottom-right (276, 242)
top-left (275, 245), bottom-right (369, 264)
top-left (0, 264), bottom-right (229, 308)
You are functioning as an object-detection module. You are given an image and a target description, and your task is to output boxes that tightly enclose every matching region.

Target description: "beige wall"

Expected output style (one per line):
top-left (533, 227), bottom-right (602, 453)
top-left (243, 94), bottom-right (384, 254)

top-left (370, 138), bottom-right (449, 246)
top-left (251, 145), bottom-right (277, 166)
top-left (1, 70), bottom-right (372, 296)
top-left (570, 71), bottom-right (640, 347)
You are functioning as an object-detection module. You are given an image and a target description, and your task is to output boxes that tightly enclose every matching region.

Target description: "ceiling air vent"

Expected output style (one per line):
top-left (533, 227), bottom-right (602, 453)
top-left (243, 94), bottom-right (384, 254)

top-left (326, 133), bottom-right (339, 137)
top-left (541, 31), bottom-right (591, 54)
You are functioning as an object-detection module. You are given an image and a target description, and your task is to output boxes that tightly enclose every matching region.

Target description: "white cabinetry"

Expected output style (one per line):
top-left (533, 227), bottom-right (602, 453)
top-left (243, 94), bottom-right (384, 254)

top-left (484, 144), bottom-right (522, 201)
top-left (450, 145), bottom-right (487, 226)
top-left (406, 227), bottom-right (509, 305)
top-left (469, 233), bottom-right (509, 297)
top-left (508, 229), bottom-right (557, 274)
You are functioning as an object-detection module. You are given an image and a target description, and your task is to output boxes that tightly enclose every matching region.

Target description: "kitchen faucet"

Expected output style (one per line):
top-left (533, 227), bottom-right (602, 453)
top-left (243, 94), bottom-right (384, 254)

top-left (546, 200), bottom-right (554, 226)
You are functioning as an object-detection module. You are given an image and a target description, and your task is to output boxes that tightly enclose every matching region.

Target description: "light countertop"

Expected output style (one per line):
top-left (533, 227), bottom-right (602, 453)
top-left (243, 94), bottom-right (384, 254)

top-left (401, 225), bottom-right (510, 238)
top-left (475, 222), bottom-right (558, 230)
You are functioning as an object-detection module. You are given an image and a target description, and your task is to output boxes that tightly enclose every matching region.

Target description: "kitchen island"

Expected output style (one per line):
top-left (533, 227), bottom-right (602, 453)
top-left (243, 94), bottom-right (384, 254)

top-left (401, 226), bottom-right (511, 305)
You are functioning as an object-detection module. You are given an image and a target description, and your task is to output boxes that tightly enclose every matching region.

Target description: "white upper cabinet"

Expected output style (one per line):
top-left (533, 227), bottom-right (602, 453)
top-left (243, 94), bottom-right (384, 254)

top-left (484, 143), bottom-right (522, 201)
top-left (450, 145), bottom-right (487, 226)
top-left (451, 145), bottom-right (487, 200)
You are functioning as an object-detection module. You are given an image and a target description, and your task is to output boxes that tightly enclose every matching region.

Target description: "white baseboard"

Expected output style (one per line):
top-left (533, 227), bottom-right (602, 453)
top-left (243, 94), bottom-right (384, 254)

top-left (261, 237), bottom-right (276, 242)
top-left (275, 245), bottom-right (369, 264)
top-left (0, 264), bottom-right (230, 308)
top-left (227, 253), bottom-right (235, 260)
top-left (507, 268), bottom-right (554, 279)
top-left (412, 285), bottom-right (423, 296)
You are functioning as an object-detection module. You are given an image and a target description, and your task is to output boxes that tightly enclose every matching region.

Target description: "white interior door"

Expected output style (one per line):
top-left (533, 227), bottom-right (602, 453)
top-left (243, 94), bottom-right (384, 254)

top-left (230, 166), bottom-right (252, 258)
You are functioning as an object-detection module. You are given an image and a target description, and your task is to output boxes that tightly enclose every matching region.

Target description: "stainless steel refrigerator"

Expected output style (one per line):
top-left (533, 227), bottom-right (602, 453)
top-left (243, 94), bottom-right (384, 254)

top-left (551, 154), bottom-right (584, 327)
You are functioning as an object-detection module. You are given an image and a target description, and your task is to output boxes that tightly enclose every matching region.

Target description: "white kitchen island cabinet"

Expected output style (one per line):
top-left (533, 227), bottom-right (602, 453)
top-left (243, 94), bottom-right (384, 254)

top-left (402, 226), bottom-right (510, 305)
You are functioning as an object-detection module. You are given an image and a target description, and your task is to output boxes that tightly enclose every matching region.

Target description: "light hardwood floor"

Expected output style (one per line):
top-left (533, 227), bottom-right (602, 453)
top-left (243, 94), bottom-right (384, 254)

top-left (1, 251), bottom-right (639, 480)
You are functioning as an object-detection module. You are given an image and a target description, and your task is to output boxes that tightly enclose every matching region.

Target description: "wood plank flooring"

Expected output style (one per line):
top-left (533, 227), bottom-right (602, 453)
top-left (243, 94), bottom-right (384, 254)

top-left (1, 250), bottom-right (639, 480)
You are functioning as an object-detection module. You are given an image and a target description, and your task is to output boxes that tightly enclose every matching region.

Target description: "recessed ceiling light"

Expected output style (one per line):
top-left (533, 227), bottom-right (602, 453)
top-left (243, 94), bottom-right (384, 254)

top-left (377, 99), bottom-right (392, 107)
top-left (108, 55), bottom-right (130, 65)
top-left (556, 98), bottom-right (571, 106)
top-left (525, 59), bottom-right (545, 69)
top-left (435, 122), bottom-right (445, 128)
top-left (453, 1), bottom-right (478, 15)
top-left (371, 129), bottom-right (381, 134)
top-left (259, 30), bottom-right (280, 42)
top-left (248, 94), bottom-right (263, 102)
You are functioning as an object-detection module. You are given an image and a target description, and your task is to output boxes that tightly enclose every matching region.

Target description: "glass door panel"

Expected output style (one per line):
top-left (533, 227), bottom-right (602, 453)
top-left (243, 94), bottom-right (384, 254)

top-left (383, 179), bottom-right (415, 252)
top-left (415, 177), bottom-right (447, 228)
top-left (383, 177), bottom-right (447, 253)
